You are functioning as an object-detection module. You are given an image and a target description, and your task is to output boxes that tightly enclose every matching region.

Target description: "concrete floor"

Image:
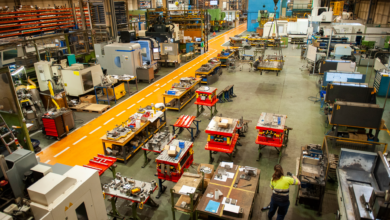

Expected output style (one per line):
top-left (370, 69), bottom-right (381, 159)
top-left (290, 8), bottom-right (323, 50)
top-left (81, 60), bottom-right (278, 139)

top-left (33, 29), bottom-right (390, 219)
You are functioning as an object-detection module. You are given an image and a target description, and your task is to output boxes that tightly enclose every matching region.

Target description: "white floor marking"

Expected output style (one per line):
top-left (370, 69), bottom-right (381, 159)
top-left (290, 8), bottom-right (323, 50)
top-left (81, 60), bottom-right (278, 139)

top-left (73, 136), bottom-right (87, 145)
top-left (116, 110), bottom-right (126, 116)
top-left (54, 147), bottom-right (70, 158)
top-left (89, 126), bottom-right (101, 134)
top-left (104, 118), bottom-right (114, 125)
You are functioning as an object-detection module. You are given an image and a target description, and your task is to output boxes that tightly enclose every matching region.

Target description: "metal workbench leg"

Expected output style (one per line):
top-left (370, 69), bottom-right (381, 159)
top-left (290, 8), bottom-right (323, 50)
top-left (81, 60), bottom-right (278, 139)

top-left (194, 120), bottom-right (200, 138)
top-left (142, 150), bottom-right (150, 168)
top-left (178, 98), bottom-right (181, 112)
top-left (209, 150), bottom-right (214, 163)
top-left (170, 189), bottom-right (176, 220)
top-left (110, 197), bottom-right (120, 217)
top-left (257, 145), bottom-right (262, 161)
top-left (131, 202), bottom-right (141, 220)
top-left (146, 198), bottom-right (159, 207)
top-left (135, 77), bottom-right (139, 92)
top-left (109, 165), bottom-right (116, 179)
top-left (156, 179), bottom-right (166, 199)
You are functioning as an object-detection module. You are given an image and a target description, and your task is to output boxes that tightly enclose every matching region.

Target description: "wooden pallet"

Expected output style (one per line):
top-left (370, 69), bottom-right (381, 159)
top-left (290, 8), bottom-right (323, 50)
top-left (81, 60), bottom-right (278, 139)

top-left (70, 103), bottom-right (110, 113)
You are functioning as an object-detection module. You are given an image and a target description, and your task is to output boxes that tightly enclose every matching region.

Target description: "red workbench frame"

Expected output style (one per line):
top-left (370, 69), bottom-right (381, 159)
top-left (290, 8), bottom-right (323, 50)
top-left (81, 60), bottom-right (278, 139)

top-left (83, 154), bottom-right (117, 176)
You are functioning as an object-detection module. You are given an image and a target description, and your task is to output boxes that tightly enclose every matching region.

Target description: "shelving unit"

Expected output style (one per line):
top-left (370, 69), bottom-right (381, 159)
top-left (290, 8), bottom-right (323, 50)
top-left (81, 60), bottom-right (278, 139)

top-left (0, 8), bottom-right (75, 39)
top-left (75, 6), bottom-right (91, 29)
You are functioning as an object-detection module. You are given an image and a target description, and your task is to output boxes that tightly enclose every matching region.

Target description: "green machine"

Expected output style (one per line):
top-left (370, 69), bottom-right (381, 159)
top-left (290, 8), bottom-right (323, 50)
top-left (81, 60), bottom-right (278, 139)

top-left (384, 36), bottom-right (390, 49)
top-left (362, 40), bottom-right (376, 49)
top-left (208, 9), bottom-right (226, 32)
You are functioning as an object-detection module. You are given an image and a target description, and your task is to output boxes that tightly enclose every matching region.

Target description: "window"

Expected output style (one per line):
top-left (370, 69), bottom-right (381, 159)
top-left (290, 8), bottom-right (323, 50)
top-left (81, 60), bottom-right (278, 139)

top-left (3, 49), bottom-right (17, 60)
top-left (75, 202), bottom-right (89, 220)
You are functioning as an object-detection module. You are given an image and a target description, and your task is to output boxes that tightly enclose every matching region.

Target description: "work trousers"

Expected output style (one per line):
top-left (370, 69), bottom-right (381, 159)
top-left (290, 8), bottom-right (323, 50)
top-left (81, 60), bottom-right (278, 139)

top-left (268, 197), bottom-right (290, 220)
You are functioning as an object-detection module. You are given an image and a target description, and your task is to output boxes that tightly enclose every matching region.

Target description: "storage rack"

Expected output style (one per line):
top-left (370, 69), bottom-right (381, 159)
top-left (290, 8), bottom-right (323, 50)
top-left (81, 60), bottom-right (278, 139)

top-left (75, 6), bottom-right (91, 29)
top-left (0, 8), bottom-right (75, 39)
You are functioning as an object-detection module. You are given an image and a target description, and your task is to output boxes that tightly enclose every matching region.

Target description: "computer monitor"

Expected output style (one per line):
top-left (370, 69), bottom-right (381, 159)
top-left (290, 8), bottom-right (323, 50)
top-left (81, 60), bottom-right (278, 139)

top-left (153, 48), bottom-right (159, 53)
top-left (210, 0), bottom-right (218, 5)
top-left (195, 38), bottom-right (202, 42)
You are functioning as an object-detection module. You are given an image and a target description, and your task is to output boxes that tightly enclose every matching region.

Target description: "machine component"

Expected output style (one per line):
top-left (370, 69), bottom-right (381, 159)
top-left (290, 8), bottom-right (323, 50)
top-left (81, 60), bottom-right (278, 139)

top-left (15, 79), bottom-right (45, 132)
top-left (337, 149), bottom-right (390, 220)
top-left (156, 139), bottom-right (194, 183)
top-left (172, 77), bottom-right (196, 89)
top-left (28, 166), bottom-right (107, 220)
top-left (144, 129), bottom-right (172, 151)
top-left (196, 87), bottom-right (217, 104)
top-left (0, 149), bottom-right (38, 199)
top-left (244, 166), bottom-right (258, 176)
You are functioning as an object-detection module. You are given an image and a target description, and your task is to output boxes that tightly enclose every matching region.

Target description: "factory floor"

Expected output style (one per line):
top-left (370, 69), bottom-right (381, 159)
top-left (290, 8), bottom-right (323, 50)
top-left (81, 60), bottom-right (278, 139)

top-left (33, 24), bottom-right (390, 220)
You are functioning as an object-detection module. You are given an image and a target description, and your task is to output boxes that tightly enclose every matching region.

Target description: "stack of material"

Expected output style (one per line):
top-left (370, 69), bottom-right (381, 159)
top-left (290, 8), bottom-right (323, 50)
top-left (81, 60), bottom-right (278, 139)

top-left (328, 154), bottom-right (339, 180)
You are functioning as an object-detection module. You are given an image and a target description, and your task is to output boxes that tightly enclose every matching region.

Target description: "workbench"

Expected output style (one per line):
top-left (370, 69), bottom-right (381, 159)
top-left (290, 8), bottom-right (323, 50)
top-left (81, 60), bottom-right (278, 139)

top-left (101, 107), bottom-right (167, 164)
top-left (205, 117), bottom-right (239, 163)
top-left (170, 173), bottom-right (204, 220)
top-left (195, 163), bottom-right (260, 220)
top-left (141, 131), bottom-right (174, 168)
top-left (94, 84), bottom-right (117, 105)
top-left (194, 62), bottom-right (222, 85)
top-left (171, 115), bottom-right (201, 141)
top-left (156, 139), bottom-right (194, 198)
top-left (194, 86), bottom-right (218, 120)
top-left (163, 79), bottom-right (201, 112)
top-left (104, 174), bottom-right (159, 220)
top-left (256, 112), bottom-right (291, 164)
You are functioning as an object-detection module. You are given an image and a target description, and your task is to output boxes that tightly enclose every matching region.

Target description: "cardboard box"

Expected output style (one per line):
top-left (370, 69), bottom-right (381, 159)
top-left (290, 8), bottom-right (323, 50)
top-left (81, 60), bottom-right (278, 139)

top-left (80, 95), bottom-right (96, 104)
top-left (349, 133), bottom-right (367, 141)
top-left (312, 41), bottom-right (320, 47)
top-left (214, 117), bottom-right (233, 128)
top-left (165, 145), bottom-right (180, 157)
top-left (197, 163), bottom-right (215, 180)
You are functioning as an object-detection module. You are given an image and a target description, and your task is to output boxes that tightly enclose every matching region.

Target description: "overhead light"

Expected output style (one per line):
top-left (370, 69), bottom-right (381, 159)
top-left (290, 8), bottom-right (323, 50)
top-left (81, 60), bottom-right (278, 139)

top-left (11, 66), bottom-right (25, 76)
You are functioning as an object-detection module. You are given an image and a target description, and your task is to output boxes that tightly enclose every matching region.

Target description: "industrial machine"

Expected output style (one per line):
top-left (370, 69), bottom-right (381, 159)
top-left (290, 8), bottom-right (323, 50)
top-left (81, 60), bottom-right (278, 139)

top-left (15, 79), bottom-right (45, 132)
top-left (309, 0), bottom-right (333, 23)
top-left (145, 15), bottom-right (180, 43)
top-left (337, 149), bottom-right (390, 220)
top-left (28, 166), bottom-right (107, 220)
top-left (34, 61), bottom-right (104, 96)
top-left (95, 43), bottom-right (142, 76)
top-left (332, 44), bottom-right (353, 59)
top-left (133, 38), bottom-right (159, 71)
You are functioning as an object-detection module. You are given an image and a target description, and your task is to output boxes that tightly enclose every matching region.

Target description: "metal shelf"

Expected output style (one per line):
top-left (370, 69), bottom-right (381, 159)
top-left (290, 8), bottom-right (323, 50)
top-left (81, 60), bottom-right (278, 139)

top-left (0, 8), bottom-right (75, 39)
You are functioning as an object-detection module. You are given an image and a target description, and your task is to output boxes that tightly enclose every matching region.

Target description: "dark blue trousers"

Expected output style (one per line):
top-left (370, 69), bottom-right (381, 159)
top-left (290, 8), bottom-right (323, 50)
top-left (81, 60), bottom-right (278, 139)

top-left (268, 197), bottom-right (290, 220)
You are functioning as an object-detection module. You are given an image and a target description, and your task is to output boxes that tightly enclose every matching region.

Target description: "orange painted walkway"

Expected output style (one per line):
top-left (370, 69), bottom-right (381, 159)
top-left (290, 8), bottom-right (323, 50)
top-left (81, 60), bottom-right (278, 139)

top-left (37, 23), bottom-right (247, 166)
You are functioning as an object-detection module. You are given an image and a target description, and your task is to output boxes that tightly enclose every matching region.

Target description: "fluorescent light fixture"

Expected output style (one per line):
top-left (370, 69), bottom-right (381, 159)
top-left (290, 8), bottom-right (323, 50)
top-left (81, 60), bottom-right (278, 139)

top-left (11, 66), bottom-right (25, 76)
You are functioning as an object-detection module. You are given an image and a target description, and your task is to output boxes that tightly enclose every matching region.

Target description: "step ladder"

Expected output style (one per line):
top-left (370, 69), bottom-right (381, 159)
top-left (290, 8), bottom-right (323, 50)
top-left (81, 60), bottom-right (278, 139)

top-left (0, 114), bottom-right (16, 154)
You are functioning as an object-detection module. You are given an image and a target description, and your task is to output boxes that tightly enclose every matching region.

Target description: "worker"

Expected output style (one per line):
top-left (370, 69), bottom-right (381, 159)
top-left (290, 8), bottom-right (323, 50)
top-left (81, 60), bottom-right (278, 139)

top-left (356, 29), bottom-right (363, 46)
top-left (268, 164), bottom-right (300, 220)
